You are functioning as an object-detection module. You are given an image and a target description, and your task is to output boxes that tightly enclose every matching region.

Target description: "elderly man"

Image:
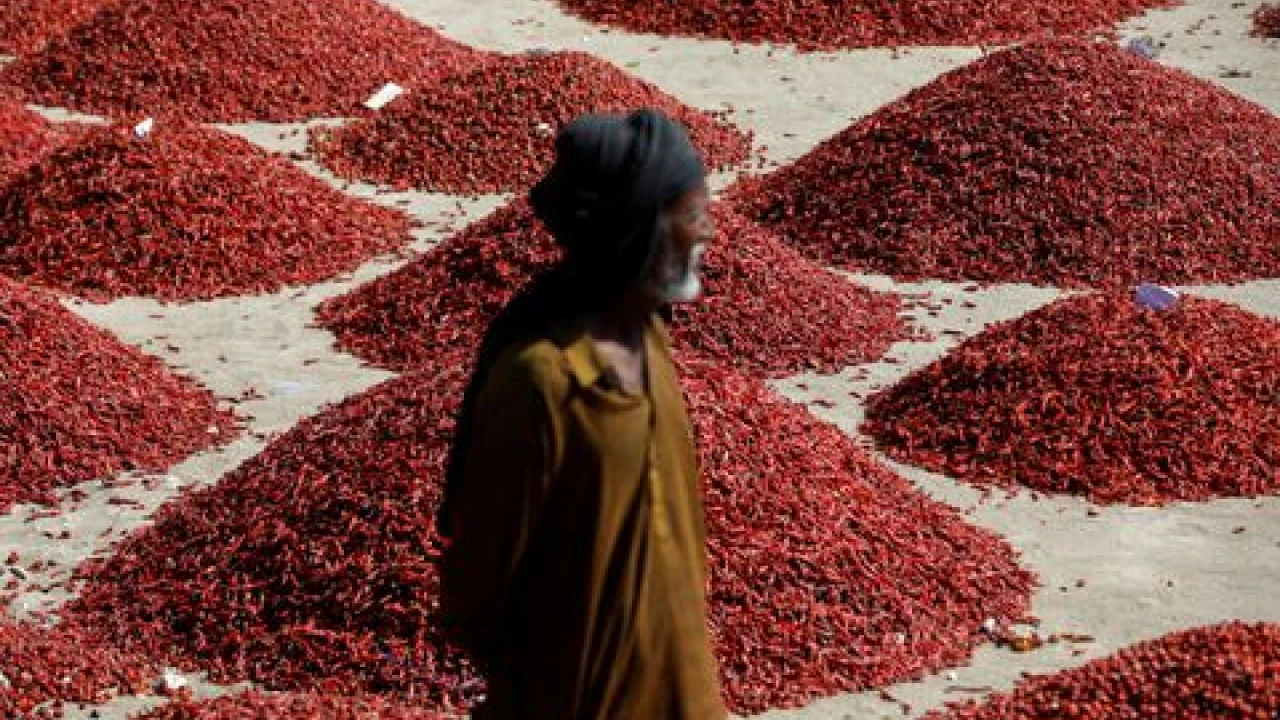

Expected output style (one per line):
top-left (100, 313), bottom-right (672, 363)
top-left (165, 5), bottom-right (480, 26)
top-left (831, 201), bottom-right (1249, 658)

top-left (439, 108), bottom-right (725, 720)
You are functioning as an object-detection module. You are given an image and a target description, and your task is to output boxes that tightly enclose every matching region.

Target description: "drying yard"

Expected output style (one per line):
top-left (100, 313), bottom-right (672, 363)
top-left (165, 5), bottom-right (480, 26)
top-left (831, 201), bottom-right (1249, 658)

top-left (0, 0), bottom-right (1277, 717)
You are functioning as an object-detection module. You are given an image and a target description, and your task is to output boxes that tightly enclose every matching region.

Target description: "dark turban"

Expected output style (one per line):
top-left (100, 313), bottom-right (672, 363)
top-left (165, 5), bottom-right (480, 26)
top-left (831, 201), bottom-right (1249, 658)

top-left (530, 108), bottom-right (707, 296)
top-left (437, 109), bottom-right (706, 536)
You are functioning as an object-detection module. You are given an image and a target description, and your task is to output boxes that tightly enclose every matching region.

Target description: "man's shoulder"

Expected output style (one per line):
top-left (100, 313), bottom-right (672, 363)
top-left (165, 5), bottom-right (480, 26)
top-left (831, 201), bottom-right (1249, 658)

top-left (487, 337), bottom-right (573, 400)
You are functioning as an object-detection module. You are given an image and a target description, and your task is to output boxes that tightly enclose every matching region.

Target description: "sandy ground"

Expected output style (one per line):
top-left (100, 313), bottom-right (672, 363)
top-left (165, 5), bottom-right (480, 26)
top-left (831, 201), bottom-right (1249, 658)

top-left (1, 0), bottom-right (1278, 717)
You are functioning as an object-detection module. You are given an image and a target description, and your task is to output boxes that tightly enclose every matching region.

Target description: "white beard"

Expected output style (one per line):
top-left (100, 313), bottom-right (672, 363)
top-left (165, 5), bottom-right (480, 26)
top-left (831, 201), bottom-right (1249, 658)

top-left (658, 244), bottom-right (706, 304)
top-left (659, 272), bottom-right (702, 304)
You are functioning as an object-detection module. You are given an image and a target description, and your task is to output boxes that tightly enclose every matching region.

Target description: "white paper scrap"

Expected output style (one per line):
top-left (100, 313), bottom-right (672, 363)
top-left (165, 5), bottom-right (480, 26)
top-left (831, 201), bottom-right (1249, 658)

top-left (159, 669), bottom-right (188, 692)
top-left (1134, 283), bottom-right (1180, 312)
top-left (273, 380), bottom-right (306, 397)
top-left (133, 117), bottom-right (155, 139)
top-left (364, 82), bottom-right (405, 110)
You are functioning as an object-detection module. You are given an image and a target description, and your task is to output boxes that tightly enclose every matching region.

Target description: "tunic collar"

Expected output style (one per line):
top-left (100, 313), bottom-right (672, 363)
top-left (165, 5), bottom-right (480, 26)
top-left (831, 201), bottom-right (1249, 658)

top-left (558, 314), bottom-right (670, 391)
top-left (563, 333), bottom-right (607, 389)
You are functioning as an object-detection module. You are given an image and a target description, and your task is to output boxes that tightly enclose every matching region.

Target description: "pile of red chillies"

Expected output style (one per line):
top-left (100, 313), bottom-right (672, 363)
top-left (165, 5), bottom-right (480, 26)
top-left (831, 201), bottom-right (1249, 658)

top-left (864, 292), bottom-right (1280, 505)
top-left (0, 618), bottom-right (156, 718)
top-left (921, 622), bottom-right (1280, 719)
top-left (0, 0), bottom-right (111, 56)
top-left (0, 0), bottom-right (486, 121)
top-left (0, 121), bottom-right (414, 301)
top-left (65, 367), bottom-right (481, 708)
top-left (679, 355), bottom-right (1033, 712)
top-left (730, 38), bottom-right (1280, 287)
top-left (0, 278), bottom-right (237, 512)
top-left (0, 98), bottom-right (63, 184)
top-left (64, 353), bottom-right (1032, 714)
top-left (131, 691), bottom-right (446, 719)
top-left (317, 200), bottom-right (913, 377)
top-left (309, 50), bottom-right (752, 194)
top-left (551, 0), bottom-right (1174, 49)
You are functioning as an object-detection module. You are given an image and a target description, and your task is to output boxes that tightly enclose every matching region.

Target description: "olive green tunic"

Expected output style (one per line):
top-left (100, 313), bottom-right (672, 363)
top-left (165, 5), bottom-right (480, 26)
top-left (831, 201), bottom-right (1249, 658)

top-left (442, 317), bottom-right (725, 720)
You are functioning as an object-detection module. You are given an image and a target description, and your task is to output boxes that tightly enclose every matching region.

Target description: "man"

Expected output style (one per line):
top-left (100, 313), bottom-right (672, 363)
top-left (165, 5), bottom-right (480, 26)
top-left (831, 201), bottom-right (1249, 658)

top-left (439, 108), bottom-right (726, 720)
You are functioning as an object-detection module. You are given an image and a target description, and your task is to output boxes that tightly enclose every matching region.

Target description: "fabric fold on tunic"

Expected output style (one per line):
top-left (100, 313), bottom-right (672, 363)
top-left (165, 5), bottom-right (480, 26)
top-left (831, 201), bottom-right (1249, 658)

top-left (441, 317), bottom-right (725, 720)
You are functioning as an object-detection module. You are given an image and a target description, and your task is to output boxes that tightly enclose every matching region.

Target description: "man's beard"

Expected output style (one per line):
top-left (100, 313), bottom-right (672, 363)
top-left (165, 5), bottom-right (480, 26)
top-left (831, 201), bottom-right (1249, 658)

top-left (657, 244), bottom-right (707, 304)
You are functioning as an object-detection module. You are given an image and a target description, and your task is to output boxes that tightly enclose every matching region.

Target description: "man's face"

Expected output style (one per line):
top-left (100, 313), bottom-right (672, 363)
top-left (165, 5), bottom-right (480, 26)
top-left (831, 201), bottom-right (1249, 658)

top-left (649, 184), bottom-right (714, 305)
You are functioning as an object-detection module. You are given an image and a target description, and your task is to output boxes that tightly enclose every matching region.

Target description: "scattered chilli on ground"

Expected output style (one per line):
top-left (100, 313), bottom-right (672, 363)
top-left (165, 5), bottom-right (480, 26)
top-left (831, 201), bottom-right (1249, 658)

top-left (921, 622), bottom-right (1280, 719)
top-left (863, 292), bottom-right (1280, 505)
top-left (679, 354), bottom-right (1033, 712)
top-left (317, 200), bottom-right (911, 376)
top-left (0, 98), bottom-right (64, 184)
top-left (0, 278), bottom-right (237, 512)
top-left (1254, 3), bottom-right (1280, 38)
top-left (0, 121), bottom-right (413, 301)
top-left (551, 0), bottom-right (1172, 49)
top-left (64, 350), bottom-right (1031, 713)
top-left (0, 618), bottom-right (156, 719)
top-left (0, 0), bottom-right (113, 55)
top-left (309, 50), bottom-right (751, 193)
top-left (730, 38), bottom-right (1280, 287)
top-left (130, 691), bottom-right (446, 719)
top-left (0, 0), bottom-right (485, 121)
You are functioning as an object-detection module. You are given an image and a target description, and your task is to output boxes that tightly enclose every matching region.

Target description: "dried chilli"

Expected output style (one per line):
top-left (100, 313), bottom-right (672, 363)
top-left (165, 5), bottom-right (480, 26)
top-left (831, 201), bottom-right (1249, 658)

top-left (0, 618), bottom-right (156, 718)
top-left (130, 691), bottom-right (446, 720)
top-left (922, 622), bottom-right (1280, 719)
top-left (65, 348), bottom-right (1031, 713)
top-left (1253, 3), bottom-right (1280, 38)
top-left (64, 366), bottom-right (482, 709)
top-left (317, 200), bottom-right (912, 377)
top-left (0, 97), bottom-right (64, 185)
top-left (0, 0), bottom-right (113, 56)
top-left (731, 38), bottom-right (1280, 288)
top-left (863, 292), bottom-right (1280, 505)
top-left (0, 278), bottom-right (237, 513)
top-left (680, 354), bottom-right (1033, 713)
top-left (0, 0), bottom-right (486, 122)
top-left (309, 50), bottom-right (752, 194)
top-left (551, 0), bottom-right (1173, 50)
top-left (0, 121), bottom-right (413, 301)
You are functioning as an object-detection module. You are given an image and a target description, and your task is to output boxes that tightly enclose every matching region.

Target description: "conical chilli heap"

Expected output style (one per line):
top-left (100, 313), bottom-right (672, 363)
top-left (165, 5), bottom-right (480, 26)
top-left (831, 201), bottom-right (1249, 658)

top-left (680, 353), bottom-right (1034, 713)
top-left (0, 278), bottom-right (238, 512)
top-left (0, 0), bottom-right (486, 121)
top-left (309, 50), bottom-right (752, 194)
top-left (64, 352), bottom-right (1032, 713)
top-left (864, 292), bottom-right (1280, 504)
top-left (65, 363), bottom-right (480, 708)
top-left (551, 0), bottom-right (1174, 50)
top-left (0, 121), bottom-right (413, 301)
top-left (316, 199), bottom-right (913, 377)
top-left (920, 622), bottom-right (1280, 719)
top-left (730, 38), bottom-right (1280, 287)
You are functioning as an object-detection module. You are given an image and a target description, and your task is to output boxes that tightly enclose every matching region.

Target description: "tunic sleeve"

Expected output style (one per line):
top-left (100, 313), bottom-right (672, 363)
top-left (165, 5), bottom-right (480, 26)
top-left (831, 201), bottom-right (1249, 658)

top-left (441, 350), bottom-right (564, 667)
